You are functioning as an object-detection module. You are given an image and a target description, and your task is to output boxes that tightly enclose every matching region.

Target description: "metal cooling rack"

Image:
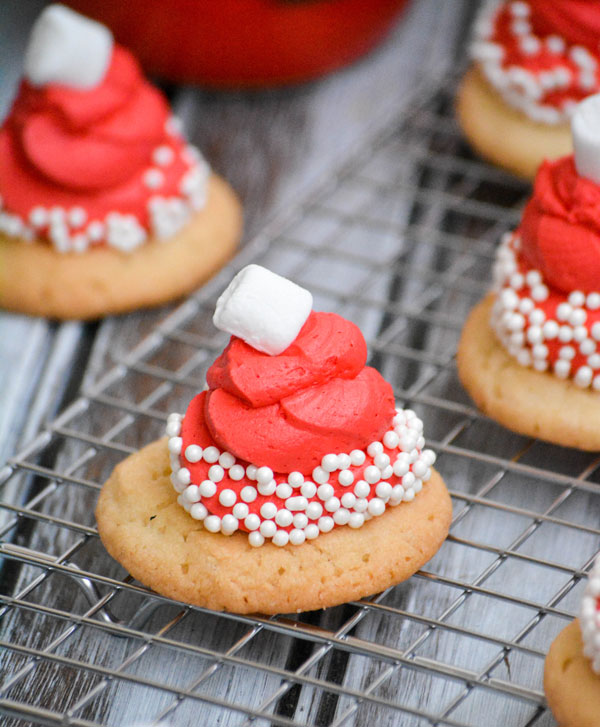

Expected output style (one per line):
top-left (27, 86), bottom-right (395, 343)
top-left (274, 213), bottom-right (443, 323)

top-left (1, 71), bottom-right (599, 727)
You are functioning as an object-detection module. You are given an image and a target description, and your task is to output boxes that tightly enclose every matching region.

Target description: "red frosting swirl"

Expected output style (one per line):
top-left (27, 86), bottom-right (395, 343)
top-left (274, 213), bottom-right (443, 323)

top-left (203, 311), bottom-right (395, 473)
top-left (520, 156), bottom-right (600, 293)
top-left (528, 0), bottom-right (600, 50)
top-left (0, 44), bottom-right (198, 247)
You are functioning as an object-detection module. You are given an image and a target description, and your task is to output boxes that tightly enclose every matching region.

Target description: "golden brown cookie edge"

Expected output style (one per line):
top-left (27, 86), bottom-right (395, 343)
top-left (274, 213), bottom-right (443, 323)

top-left (455, 66), bottom-right (571, 180)
top-left (0, 174), bottom-right (242, 320)
top-left (544, 620), bottom-right (600, 727)
top-left (96, 438), bottom-right (452, 614)
top-left (457, 296), bottom-right (600, 450)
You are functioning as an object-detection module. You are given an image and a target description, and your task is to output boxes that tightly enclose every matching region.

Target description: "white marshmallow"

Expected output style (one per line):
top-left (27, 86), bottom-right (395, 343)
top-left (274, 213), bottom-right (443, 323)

top-left (213, 265), bottom-right (313, 356)
top-left (572, 93), bottom-right (600, 185)
top-left (24, 4), bottom-right (113, 89)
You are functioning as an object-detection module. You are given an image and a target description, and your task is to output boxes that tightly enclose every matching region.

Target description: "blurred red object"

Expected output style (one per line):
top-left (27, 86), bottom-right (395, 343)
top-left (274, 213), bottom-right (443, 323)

top-left (66, 0), bottom-right (409, 87)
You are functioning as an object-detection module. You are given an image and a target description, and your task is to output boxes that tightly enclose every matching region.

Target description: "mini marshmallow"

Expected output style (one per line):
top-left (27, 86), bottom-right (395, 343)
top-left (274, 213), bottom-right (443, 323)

top-left (213, 265), bottom-right (313, 355)
top-left (24, 4), bottom-right (113, 89)
top-left (572, 93), bottom-right (600, 184)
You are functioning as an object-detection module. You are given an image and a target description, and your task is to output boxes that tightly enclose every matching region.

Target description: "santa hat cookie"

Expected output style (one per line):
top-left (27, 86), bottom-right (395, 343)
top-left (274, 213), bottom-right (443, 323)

top-left (457, 93), bottom-right (600, 450)
top-left (0, 4), bottom-right (241, 319)
top-left (544, 555), bottom-right (600, 727)
top-left (96, 267), bottom-right (452, 614)
top-left (456, 0), bottom-right (600, 179)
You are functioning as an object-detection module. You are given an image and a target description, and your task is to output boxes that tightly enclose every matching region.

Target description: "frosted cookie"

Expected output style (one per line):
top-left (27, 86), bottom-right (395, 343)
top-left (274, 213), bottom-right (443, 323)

top-left (458, 94), bottom-right (600, 450)
top-left (97, 265), bottom-right (452, 614)
top-left (0, 5), bottom-right (242, 319)
top-left (544, 556), bottom-right (600, 727)
top-left (456, 0), bottom-right (600, 179)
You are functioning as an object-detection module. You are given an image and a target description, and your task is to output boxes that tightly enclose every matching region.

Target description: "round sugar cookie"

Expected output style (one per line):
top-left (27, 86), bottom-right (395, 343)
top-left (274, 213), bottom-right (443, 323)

top-left (96, 438), bottom-right (452, 614)
top-left (0, 174), bottom-right (242, 320)
top-left (455, 66), bottom-right (572, 180)
top-left (544, 620), bottom-right (600, 727)
top-left (457, 296), bottom-right (600, 450)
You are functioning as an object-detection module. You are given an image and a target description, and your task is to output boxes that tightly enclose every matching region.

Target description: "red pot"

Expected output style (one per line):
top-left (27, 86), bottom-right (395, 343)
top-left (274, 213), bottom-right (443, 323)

top-left (66, 0), bottom-right (409, 87)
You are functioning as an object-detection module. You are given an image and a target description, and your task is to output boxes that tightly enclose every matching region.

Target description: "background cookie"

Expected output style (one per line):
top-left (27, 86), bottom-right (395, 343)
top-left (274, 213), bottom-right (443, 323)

top-left (456, 67), bottom-right (572, 180)
top-left (0, 175), bottom-right (241, 319)
top-left (544, 620), bottom-right (600, 727)
top-left (457, 296), bottom-right (600, 450)
top-left (96, 439), bottom-right (452, 614)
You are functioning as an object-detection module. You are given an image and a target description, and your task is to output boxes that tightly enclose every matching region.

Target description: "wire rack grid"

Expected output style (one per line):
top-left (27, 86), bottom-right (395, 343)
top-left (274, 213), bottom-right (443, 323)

top-left (1, 73), bottom-right (599, 727)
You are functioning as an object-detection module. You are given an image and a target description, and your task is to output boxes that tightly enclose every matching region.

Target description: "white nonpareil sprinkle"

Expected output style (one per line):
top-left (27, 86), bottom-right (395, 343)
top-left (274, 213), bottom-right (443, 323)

top-left (165, 407), bottom-right (435, 547)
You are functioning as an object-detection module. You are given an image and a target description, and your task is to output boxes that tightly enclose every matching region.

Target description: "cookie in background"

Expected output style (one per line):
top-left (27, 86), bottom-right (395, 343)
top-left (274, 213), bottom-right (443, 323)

top-left (0, 4), bottom-right (242, 319)
top-left (458, 92), bottom-right (600, 450)
top-left (545, 554), bottom-right (600, 727)
top-left (456, 0), bottom-right (600, 179)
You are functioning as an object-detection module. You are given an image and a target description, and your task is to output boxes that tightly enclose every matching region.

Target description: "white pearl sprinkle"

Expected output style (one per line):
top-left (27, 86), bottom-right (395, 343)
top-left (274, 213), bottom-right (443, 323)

top-left (301, 481), bottom-right (317, 498)
top-left (275, 483), bottom-right (293, 499)
top-left (232, 503), bottom-right (249, 519)
top-left (306, 501), bottom-right (323, 520)
top-left (240, 485), bottom-right (258, 503)
top-left (293, 513), bottom-right (308, 529)
top-left (229, 464), bottom-right (245, 481)
top-left (259, 520), bottom-right (277, 538)
top-left (288, 471), bottom-right (304, 487)
top-left (199, 480), bottom-right (217, 498)
top-left (184, 444), bottom-right (202, 462)
top-left (248, 531), bottom-right (265, 547)
top-left (203, 446), bottom-right (219, 463)
top-left (219, 489), bottom-right (236, 507)
top-left (350, 449), bottom-right (366, 466)
top-left (260, 502), bottom-right (277, 520)
top-left (338, 469), bottom-right (354, 487)
top-left (364, 465), bottom-right (381, 484)
top-left (256, 466), bottom-right (274, 484)
top-left (221, 515), bottom-right (239, 535)
top-left (257, 479), bottom-right (276, 496)
top-left (204, 515), bottom-right (221, 533)
top-left (245, 514), bottom-right (261, 531)
top-left (318, 516), bottom-right (334, 533)
top-left (354, 480), bottom-right (370, 498)
top-left (270, 525), bottom-right (293, 545)
top-left (275, 509), bottom-right (293, 527)
top-left (190, 503), bottom-right (208, 520)
top-left (321, 454), bottom-right (339, 472)
top-left (317, 484), bottom-right (334, 501)
top-left (208, 464), bottom-right (225, 482)
top-left (312, 466), bottom-right (329, 484)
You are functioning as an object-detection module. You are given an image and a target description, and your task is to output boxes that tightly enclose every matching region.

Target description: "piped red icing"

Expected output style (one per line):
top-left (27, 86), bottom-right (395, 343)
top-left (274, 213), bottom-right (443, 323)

top-left (520, 157), bottom-right (600, 292)
top-left (472, 0), bottom-right (600, 123)
top-left (166, 311), bottom-right (437, 547)
top-left (0, 44), bottom-right (208, 252)
top-left (204, 311), bottom-right (393, 473)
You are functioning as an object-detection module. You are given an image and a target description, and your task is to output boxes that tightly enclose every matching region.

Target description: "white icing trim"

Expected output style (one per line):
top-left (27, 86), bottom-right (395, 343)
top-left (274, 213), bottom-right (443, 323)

top-left (580, 555), bottom-right (600, 674)
top-left (471, 0), bottom-right (600, 125)
top-left (166, 408), bottom-right (436, 547)
top-left (491, 233), bottom-right (600, 390)
top-left (0, 124), bottom-right (210, 253)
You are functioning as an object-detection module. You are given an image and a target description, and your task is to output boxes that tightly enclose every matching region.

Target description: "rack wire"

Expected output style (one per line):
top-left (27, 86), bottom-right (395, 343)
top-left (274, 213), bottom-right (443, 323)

top-left (1, 71), bottom-right (598, 727)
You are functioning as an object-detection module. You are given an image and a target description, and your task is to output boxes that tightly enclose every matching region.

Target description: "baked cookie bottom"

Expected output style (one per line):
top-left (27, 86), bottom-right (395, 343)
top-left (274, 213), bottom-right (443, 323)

top-left (0, 174), bottom-right (242, 320)
top-left (457, 296), bottom-right (600, 450)
top-left (96, 438), bottom-right (452, 614)
top-left (544, 620), bottom-right (600, 727)
top-left (455, 66), bottom-right (571, 180)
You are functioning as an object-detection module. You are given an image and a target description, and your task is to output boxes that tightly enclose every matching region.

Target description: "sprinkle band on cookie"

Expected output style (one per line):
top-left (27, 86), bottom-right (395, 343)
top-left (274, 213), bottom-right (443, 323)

top-left (491, 232), bottom-right (600, 390)
top-left (472, 1), bottom-right (600, 124)
top-left (166, 408), bottom-right (436, 547)
top-left (580, 556), bottom-right (600, 674)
